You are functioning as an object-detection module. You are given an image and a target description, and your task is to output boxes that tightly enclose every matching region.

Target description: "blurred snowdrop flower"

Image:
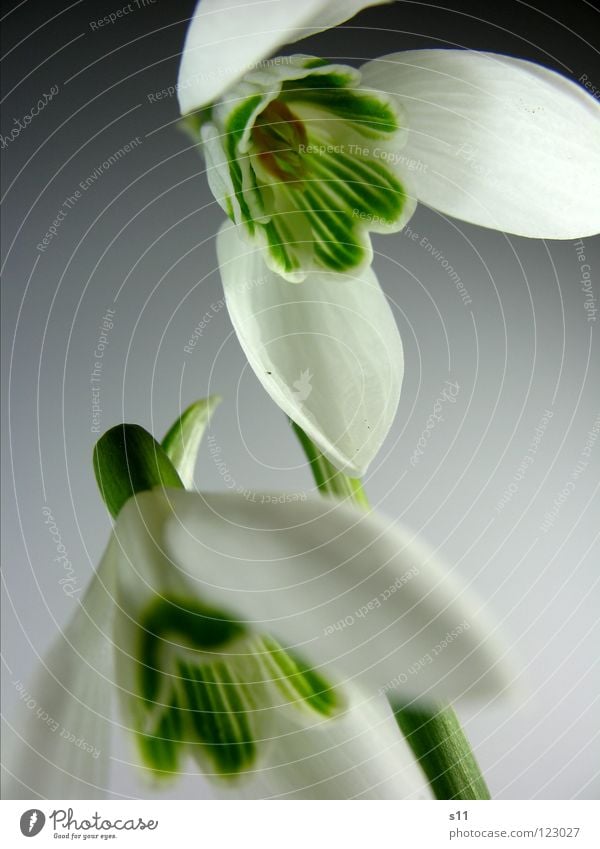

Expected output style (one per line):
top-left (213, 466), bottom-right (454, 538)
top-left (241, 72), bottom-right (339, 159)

top-left (2, 487), bottom-right (510, 800)
top-left (178, 0), bottom-right (600, 474)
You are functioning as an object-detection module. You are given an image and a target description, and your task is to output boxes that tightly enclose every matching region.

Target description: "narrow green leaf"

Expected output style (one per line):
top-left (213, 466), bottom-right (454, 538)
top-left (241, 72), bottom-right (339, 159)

top-left (161, 396), bottom-right (222, 488)
top-left (93, 423), bottom-right (184, 518)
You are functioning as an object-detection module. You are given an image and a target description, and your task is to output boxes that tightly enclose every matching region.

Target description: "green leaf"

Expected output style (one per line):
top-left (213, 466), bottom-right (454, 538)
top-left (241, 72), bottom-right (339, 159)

top-left (93, 424), bottom-right (184, 518)
top-left (161, 396), bottom-right (222, 488)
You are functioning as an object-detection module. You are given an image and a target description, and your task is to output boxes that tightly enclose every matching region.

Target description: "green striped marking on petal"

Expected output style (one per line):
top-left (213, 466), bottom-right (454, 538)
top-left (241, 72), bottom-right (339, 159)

top-left (302, 57), bottom-right (336, 71)
top-left (307, 140), bottom-right (407, 220)
top-left (255, 635), bottom-right (342, 718)
top-left (132, 595), bottom-right (343, 780)
top-left (281, 77), bottom-right (400, 138)
top-left (254, 134), bottom-right (408, 275)
top-left (177, 659), bottom-right (257, 774)
top-left (200, 56), bottom-right (410, 280)
top-left (137, 691), bottom-right (184, 777)
top-left (138, 594), bottom-right (246, 704)
top-left (261, 219), bottom-right (302, 276)
top-left (224, 93), bottom-right (265, 231)
top-left (290, 186), bottom-right (366, 272)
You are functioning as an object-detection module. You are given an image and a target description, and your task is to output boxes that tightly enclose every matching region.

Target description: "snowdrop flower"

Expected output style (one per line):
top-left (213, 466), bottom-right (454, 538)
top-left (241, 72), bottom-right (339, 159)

top-left (178, 0), bottom-right (600, 474)
top-left (2, 415), bottom-right (510, 800)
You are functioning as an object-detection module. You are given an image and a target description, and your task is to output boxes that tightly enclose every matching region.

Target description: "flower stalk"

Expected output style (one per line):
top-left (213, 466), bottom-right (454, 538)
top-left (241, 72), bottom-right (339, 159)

top-left (290, 420), bottom-right (369, 508)
top-left (392, 702), bottom-right (490, 800)
top-left (292, 421), bottom-right (491, 800)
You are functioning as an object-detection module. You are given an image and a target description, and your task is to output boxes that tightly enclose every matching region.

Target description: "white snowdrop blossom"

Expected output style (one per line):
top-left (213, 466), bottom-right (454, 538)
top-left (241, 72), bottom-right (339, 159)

top-left (2, 486), bottom-right (511, 799)
top-left (178, 0), bottom-right (600, 476)
top-left (191, 55), bottom-right (414, 282)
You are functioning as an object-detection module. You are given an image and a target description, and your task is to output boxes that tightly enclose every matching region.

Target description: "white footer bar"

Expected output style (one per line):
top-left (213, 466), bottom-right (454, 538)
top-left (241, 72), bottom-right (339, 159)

top-left (1, 800), bottom-right (598, 847)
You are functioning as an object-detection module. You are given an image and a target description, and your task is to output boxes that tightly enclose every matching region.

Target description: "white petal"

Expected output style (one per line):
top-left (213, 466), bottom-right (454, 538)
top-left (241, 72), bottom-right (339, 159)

top-left (116, 489), bottom-right (513, 705)
top-left (1, 552), bottom-right (117, 799)
top-left (105, 495), bottom-right (427, 795)
top-left (217, 223), bottom-right (403, 476)
top-left (178, 0), bottom-right (392, 114)
top-left (201, 122), bottom-right (240, 221)
top-left (214, 685), bottom-right (430, 799)
top-left (360, 50), bottom-right (600, 238)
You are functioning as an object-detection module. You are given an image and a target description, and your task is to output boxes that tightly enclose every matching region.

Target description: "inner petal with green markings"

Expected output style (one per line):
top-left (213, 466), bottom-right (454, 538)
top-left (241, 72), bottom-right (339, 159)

top-left (122, 593), bottom-right (343, 780)
top-left (197, 56), bottom-right (415, 282)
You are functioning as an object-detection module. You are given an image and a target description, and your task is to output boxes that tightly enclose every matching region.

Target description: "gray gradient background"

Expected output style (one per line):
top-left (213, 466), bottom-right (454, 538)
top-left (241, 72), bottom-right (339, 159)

top-left (2, 0), bottom-right (599, 799)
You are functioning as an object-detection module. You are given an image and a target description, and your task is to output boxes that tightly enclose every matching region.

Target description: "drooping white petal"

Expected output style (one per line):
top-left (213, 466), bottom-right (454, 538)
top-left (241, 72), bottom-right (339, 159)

top-left (1, 552), bottom-right (118, 799)
top-left (217, 223), bottom-right (403, 477)
top-left (200, 122), bottom-right (240, 221)
top-left (214, 685), bottom-right (431, 799)
top-left (114, 489), bottom-right (513, 705)
top-left (109, 494), bottom-right (344, 782)
top-left (178, 0), bottom-right (392, 114)
top-left (110, 493), bottom-right (254, 780)
top-left (96, 499), bottom-right (428, 798)
top-left (360, 50), bottom-right (600, 238)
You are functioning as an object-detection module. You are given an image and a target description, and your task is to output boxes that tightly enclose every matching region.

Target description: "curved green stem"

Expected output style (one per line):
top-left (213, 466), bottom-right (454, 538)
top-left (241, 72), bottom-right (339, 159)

top-left (392, 702), bottom-right (490, 800)
top-left (291, 422), bottom-right (370, 507)
top-left (291, 421), bottom-right (491, 800)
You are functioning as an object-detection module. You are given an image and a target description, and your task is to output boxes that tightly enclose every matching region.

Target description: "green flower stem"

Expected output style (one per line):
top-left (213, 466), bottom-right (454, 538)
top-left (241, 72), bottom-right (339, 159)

top-left (392, 702), bottom-right (490, 800)
top-left (292, 421), bottom-right (491, 800)
top-left (290, 422), bottom-right (369, 508)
